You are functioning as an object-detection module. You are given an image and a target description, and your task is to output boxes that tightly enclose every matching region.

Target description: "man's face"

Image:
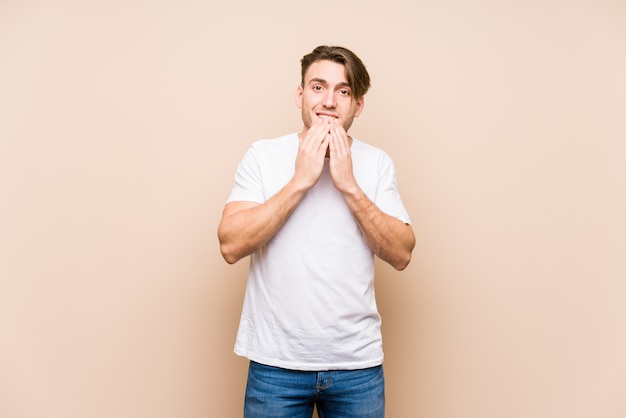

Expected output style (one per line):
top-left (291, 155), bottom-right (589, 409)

top-left (296, 60), bottom-right (364, 133)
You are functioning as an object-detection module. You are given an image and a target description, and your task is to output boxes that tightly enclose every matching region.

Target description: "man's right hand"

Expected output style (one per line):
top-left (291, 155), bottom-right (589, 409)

top-left (293, 117), bottom-right (331, 190)
top-left (218, 120), bottom-right (332, 264)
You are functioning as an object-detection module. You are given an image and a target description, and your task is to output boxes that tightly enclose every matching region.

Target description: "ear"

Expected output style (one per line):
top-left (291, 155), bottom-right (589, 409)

top-left (354, 96), bottom-right (365, 118)
top-left (295, 85), bottom-right (303, 109)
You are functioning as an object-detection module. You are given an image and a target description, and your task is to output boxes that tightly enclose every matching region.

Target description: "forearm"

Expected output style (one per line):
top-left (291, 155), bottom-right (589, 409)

top-left (343, 189), bottom-right (415, 271)
top-left (218, 180), bottom-right (308, 264)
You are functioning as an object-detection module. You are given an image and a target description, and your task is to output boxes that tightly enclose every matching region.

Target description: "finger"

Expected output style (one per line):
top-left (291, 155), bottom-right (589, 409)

top-left (329, 120), bottom-right (348, 155)
top-left (304, 118), bottom-right (329, 144)
top-left (300, 123), bottom-right (326, 155)
top-left (313, 120), bottom-right (331, 152)
top-left (302, 124), bottom-right (331, 161)
top-left (334, 119), bottom-right (349, 142)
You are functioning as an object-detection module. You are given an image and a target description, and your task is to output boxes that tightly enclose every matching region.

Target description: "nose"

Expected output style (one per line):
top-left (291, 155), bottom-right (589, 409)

top-left (322, 90), bottom-right (336, 108)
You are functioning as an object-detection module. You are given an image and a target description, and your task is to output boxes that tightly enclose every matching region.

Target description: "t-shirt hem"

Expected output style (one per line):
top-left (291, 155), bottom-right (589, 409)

top-left (234, 347), bottom-right (384, 371)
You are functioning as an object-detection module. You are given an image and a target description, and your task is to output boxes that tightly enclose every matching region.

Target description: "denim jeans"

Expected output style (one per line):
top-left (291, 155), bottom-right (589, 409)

top-left (244, 361), bottom-right (385, 418)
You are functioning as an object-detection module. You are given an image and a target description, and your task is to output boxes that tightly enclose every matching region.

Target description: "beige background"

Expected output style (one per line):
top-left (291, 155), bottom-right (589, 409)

top-left (1, 0), bottom-right (625, 417)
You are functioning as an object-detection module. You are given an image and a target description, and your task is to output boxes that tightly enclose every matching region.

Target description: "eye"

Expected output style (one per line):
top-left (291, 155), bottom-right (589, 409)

top-left (339, 89), bottom-right (351, 96)
top-left (313, 85), bottom-right (323, 91)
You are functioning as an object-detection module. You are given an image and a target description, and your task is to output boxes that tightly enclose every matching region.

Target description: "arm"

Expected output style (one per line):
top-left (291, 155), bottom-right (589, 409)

top-left (328, 119), bottom-right (415, 270)
top-left (217, 181), bottom-right (308, 264)
top-left (341, 190), bottom-right (415, 271)
top-left (218, 118), bottom-right (332, 264)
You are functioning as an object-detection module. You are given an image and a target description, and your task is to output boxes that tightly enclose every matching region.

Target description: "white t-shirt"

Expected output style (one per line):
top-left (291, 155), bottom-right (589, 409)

top-left (226, 132), bottom-right (411, 371)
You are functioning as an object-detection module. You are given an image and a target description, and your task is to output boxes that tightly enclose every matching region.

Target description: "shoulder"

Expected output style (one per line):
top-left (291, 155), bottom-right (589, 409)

top-left (238, 133), bottom-right (298, 167)
top-left (250, 133), bottom-right (299, 153)
top-left (351, 138), bottom-right (394, 167)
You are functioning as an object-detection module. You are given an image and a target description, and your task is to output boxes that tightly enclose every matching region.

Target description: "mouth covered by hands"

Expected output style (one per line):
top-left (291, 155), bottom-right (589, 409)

top-left (295, 115), bottom-right (358, 195)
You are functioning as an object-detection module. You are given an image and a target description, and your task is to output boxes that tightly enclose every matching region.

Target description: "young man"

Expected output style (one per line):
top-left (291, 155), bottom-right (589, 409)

top-left (218, 45), bottom-right (415, 418)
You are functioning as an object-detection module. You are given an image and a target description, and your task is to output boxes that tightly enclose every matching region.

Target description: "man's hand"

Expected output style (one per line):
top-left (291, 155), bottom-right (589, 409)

top-left (293, 117), bottom-right (331, 190)
top-left (219, 117), bottom-right (334, 264)
top-left (326, 118), bottom-right (415, 270)
top-left (328, 118), bottom-right (359, 194)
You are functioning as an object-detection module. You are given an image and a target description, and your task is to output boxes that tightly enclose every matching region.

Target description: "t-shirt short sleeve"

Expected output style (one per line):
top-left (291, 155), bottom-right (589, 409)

top-left (374, 159), bottom-right (412, 225)
top-left (226, 145), bottom-right (265, 204)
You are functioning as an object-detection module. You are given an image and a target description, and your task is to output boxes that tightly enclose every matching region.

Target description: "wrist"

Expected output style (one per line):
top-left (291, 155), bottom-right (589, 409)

top-left (287, 176), bottom-right (314, 195)
top-left (341, 184), bottom-right (366, 201)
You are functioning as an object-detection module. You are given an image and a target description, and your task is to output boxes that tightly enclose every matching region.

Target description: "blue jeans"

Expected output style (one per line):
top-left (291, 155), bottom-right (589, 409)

top-left (244, 361), bottom-right (385, 418)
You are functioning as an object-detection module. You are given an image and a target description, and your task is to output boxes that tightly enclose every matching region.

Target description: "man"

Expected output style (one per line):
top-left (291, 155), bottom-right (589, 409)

top-left (218, 45), bottom-right (415, 418)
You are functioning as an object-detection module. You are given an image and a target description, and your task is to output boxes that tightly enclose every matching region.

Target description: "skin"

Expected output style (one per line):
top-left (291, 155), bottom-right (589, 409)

top-left (218, 60), bottom-right (415, 270)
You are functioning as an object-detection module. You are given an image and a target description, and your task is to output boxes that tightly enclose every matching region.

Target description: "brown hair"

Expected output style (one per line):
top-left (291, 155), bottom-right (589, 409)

top-left (300, 45), bottom-right (371, 100)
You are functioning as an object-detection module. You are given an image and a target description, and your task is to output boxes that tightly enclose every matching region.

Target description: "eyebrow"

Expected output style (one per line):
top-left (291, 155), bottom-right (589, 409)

top-left (308, 78), bottom-right (351, 89)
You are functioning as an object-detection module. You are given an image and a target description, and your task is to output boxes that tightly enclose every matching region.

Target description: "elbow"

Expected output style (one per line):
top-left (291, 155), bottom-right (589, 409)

top-left (378, 247), bottom-right (412, 271)
top-left (218, 225), bottom-right (243, 264)
top-left (221, 253), bottom-right (239, 265)
top-left (375, 242), bottom-right (414, 271)
top-left (392, 253), bottom-right (412, 271)
top-left (220, 244), bottom-right (242, 265)
top-left (219, 239), bottom-right (243, 264)
top-left (390, 234), bottom-right (415, 271)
